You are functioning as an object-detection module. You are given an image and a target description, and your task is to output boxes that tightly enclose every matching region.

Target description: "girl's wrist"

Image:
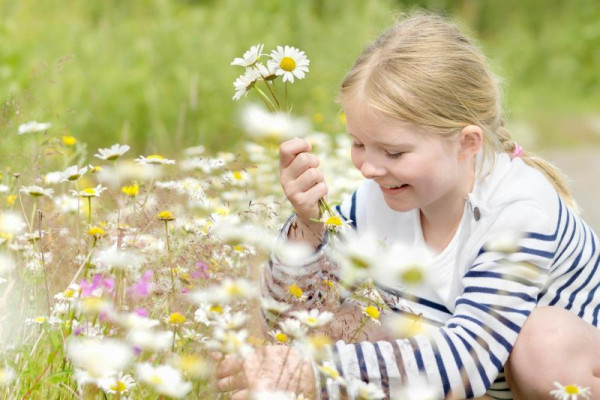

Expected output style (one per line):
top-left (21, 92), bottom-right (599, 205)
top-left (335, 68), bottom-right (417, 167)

top-left (289, 215), bottom-right (325, 249)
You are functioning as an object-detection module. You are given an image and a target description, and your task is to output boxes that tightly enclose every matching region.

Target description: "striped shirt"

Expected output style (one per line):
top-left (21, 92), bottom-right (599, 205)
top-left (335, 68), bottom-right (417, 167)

top-left (262, 153), bottom-right (600, 399)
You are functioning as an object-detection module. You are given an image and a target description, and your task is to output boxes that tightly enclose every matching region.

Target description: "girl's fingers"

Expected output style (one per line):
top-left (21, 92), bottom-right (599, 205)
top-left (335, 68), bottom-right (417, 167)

top-left (217, 373), bottom-right (247, 392)
top-left (282, 152), bottom-right (319, 182)
top-left (216, 355), bottom-right (244, 379)
top-left (288, 167), bottom-right (324, 195)
top-left (231, 389), bottom-right (250, 400)
top-left (279, 138), bottom-right (311, 169)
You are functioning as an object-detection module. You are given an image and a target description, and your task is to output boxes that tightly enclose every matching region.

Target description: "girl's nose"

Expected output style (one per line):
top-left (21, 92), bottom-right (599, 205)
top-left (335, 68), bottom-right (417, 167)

top-left (360, 159), bottom-right (386, 179)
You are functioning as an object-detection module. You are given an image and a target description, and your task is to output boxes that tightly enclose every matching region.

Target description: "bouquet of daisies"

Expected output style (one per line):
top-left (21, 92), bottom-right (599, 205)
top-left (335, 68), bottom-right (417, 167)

top-left (231, 44), bottom-right (309, 112)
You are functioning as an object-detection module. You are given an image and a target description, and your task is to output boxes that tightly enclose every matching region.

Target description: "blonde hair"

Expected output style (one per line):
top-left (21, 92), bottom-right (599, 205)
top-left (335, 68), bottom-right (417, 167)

top-left (340, 12), bottom-right (576, 210)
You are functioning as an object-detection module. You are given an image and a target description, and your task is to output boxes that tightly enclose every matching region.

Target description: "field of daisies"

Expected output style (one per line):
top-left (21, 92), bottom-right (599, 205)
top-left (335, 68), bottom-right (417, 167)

top-left (0, 42), bottom-right (398, 399)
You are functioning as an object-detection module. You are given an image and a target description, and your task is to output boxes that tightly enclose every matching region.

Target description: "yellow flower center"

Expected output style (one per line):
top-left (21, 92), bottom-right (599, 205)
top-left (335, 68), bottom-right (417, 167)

top-left (275, 332), bottom-right (288, 343)
top-left (147, 155), bottom-right (164, 160)
top-left (150, 374), bottom-right (163, 385)
top-left (232, 245), bottom-right (245, 252)
top-left (288, 284), bottom-right (303, 298)
top-left (325, 216), bottom-right (342, 227)
top-left (350, 255), bottom-right (369, 269)
top-left (110, 380), bottom-right (127, 392)
top-left (209, 305), bottom-right (223, 314)
top-left (364, 306), bottom-right (380, 320)
top-left (322, 279), bottom-right (335, 288)
top-left (280, 56), bottom-right (296, 72)
top-left (6, 195), bottom-right (17, 206)
top-left (215, 207), bottom-right (230, 216)
top-left (35, 316), bottom-right (47, 323)
top-left (169, 312), bottom-right (186, 325)
top-left (565, 385), bottom-right (580, 394)
top-left (232, 171), bottom-right (243, 180)
top-left (157, 210), bottom-right (174, 221)
top-left (87, 227), bottom-right (106, 237)
top-left (401, 266), bottom-right (424, 285)
top-left (306, 317), bottom-right (317, 325)
top-left (225, 283), bottom-right (243, 296)
top-left (320, 365), bottom-right (339, 379)
top-left (62, 135), bottom-right (77, 146)
top-left (83, 188), bottom-right (96, 195)
top-left (121, 182), bottom-right (139, 197)
top-left (63, 289), bottom-right (75, 298)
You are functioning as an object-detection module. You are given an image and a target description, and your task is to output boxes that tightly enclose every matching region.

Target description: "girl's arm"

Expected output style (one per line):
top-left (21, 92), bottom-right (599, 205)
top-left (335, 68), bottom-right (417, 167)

top-left (315, 201), bottom-right (566, 399)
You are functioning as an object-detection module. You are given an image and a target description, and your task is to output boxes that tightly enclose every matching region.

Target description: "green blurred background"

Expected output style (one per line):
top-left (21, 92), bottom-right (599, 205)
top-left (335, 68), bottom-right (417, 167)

top-left (1, 0), bottom-right (600, 157)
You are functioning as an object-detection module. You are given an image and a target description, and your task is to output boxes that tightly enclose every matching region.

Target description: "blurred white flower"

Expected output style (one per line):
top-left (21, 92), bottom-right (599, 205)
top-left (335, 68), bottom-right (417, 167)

top-left (66, 337), bottom-right (133, 379)
top-left (17, 121), bottom-right (51, 134)
top-left (20, 185), bottom-right (53, 198)
top-left (231, 44), bottom-right (264, 67)
top-left (44, 171), bottom-right (63, 184)
top-left (95, 144), bottom-right (130, 161)
top-left (291, 309), bottom-right (334, 329)
top-left (126, 329), bottom-right (173, 352)
top-left (116, 312), bottom-right (160, 330)
top-left (241, 104), bottom-right (310, 140)
top-left (348, 379), bottom-right (385, 400)
top-left (279, 318), bottom-right (308, 340)
top-left (268, 45), bottom-right (310, 83)
top-left (0, 211), bottom-right (25, 235)
top-left (261, 297), bottom-right (291, 315)
top-left (205, 328), bottom-right (253, 358)
top-left (396, 374), bottom-right (440, 400)
top-left (136, 363), bottom-right (192, 398)
top-left (135, 154), bottom-right (175, 165)
top-left (272, 239), bottom-right (315, 268)
top-left (188, 278), bottom-right (258, 305)
top-left (98, 372), bottom-right (136, 395)
top-left (54, 194), bottom-right (79, 214)
top-left (71, 184), bottom-right (107, 198)
top-left (93, 244), bottom-right (145, 272)
top-left (59, 165), bottom-right (88, 182)
top-left (0, 365), bottom-right (15, 386)
top-left (484, 231), bottom-right (522, 254)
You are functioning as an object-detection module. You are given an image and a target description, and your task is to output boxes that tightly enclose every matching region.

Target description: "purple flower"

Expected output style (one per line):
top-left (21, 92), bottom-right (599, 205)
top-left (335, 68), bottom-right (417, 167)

top-left (192, 260), bottom-right (209, 279)
top-left (129, 270), bottom-right (154, 298)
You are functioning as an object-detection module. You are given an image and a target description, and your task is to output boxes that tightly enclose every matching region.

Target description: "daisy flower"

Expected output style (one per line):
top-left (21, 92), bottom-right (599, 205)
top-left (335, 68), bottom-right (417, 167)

top-left (290, 309), bottom-right (334, 329)
top-left (98, 372), bottom-right (136, 395)
top-left (17, 121), bottom-right (51, 134)
top-left (0, 365), bottom-right (15, 386)
top-left (362, 306), bottom-right (381, 325)
top-left (279, 318), bottom-right (308, 340)
top-left (20, 185), bottom-right (53, 198)
top-left (126, 329), bottom-right (173, 352)
top-left (71, 184), bottom-right (107, 198)
top-left (135, 154), bottom-right (176, 165)
top-left (318, 361), bottom-right (346, 385)
top-left (550, 382), bottom-right (592, 400)
top-left (268, 45), bottom-right (310, 83)
top-left (231, 43), bottom-right (264, 67)
top-left (232, 67), bottom-right (262, 101)
top-left (66, 337), bottom-right (134, 379)
top-left (60, 165), bottom-right (88, 182)
top-left (269, 330), bottom-right (289, 344)
top-left (95, 144), bottom-right (130, 161)
top-left (136, 363), bottom-right (192, 398)
top-left (349, 379), bottom-right (386, 400)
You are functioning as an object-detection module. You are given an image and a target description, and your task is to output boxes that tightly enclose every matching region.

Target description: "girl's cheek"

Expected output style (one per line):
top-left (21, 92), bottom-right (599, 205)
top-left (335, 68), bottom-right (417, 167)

top-left (350, 149), bottom-right (363, 171)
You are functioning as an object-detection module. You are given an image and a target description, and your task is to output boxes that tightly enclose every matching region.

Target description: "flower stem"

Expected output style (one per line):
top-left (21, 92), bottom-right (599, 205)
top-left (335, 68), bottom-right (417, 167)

top-left (348, 316), bottom-right (369, 343)
top-left (254, 86), bottom-right (277, 112)
top-left (87, 197), bottom-right (92, 226)
top-left (262, 80), bottom-right (280, 109)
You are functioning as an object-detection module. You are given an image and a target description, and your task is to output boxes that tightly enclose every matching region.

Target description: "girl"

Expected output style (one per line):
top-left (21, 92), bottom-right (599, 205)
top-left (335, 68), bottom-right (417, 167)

top-left (217, 12), bottom-right (600, 400)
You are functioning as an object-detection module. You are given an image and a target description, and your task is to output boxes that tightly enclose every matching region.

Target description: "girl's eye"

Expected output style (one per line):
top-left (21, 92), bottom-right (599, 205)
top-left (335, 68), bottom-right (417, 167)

top-left (386, 151), bottom-right (404, 159)
top-left (352, 142), bottom-right (364, 149)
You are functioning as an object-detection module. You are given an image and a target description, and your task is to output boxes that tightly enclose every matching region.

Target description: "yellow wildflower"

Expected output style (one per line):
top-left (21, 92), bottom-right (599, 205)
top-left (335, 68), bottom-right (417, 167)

top-left (168, 312), bottom-right (186, 325)
top-left (157, 211), bottom-right (175, 221)
top-left (87, 226), bottom-right (106, 237)
top-left (121, 182), bottom-right (139, 197)
top-left (288, 284), bottom-right (304, 299)
top-left (363, 306), bottom-right (380, 321)
top-left (62, 135), bottom-right (77, 146)
top-left (6, 195), bottom-right (16, 206)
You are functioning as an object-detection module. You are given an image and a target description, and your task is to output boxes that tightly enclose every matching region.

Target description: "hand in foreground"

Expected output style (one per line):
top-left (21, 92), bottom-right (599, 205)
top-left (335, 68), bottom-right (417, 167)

top-left (216, 345), bottom-right (316, 400)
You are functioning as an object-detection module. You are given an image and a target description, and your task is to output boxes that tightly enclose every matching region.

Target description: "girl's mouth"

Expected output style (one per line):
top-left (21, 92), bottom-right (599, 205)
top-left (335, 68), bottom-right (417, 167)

top-left (380, 184), bottom-right (409, 193)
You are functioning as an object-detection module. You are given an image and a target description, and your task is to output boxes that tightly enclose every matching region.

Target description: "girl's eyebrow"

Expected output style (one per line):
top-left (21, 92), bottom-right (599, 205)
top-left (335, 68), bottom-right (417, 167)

top-left (348, 132), bottom-right (414, 148)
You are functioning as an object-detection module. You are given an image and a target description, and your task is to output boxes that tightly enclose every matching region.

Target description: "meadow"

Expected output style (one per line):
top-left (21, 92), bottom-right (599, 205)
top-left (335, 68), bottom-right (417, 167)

top-left (1, 0), bottom-right (600, 399)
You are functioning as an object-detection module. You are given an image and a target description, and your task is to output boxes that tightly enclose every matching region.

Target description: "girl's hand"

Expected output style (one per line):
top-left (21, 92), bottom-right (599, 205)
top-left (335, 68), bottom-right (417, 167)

top-left (216, 345), bottom-right (316, 399)
top-left (279, 138), bottom-right (328, 232)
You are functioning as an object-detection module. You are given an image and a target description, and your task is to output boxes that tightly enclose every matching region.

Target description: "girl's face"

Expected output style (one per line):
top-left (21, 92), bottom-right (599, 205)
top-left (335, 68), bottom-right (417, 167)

top-left (343, 94), bottom-right (473, 215)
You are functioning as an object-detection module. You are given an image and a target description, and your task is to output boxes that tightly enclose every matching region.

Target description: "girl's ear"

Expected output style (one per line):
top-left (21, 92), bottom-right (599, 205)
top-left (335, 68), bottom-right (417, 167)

top-left (458, 125), bottom-right (483, 160)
